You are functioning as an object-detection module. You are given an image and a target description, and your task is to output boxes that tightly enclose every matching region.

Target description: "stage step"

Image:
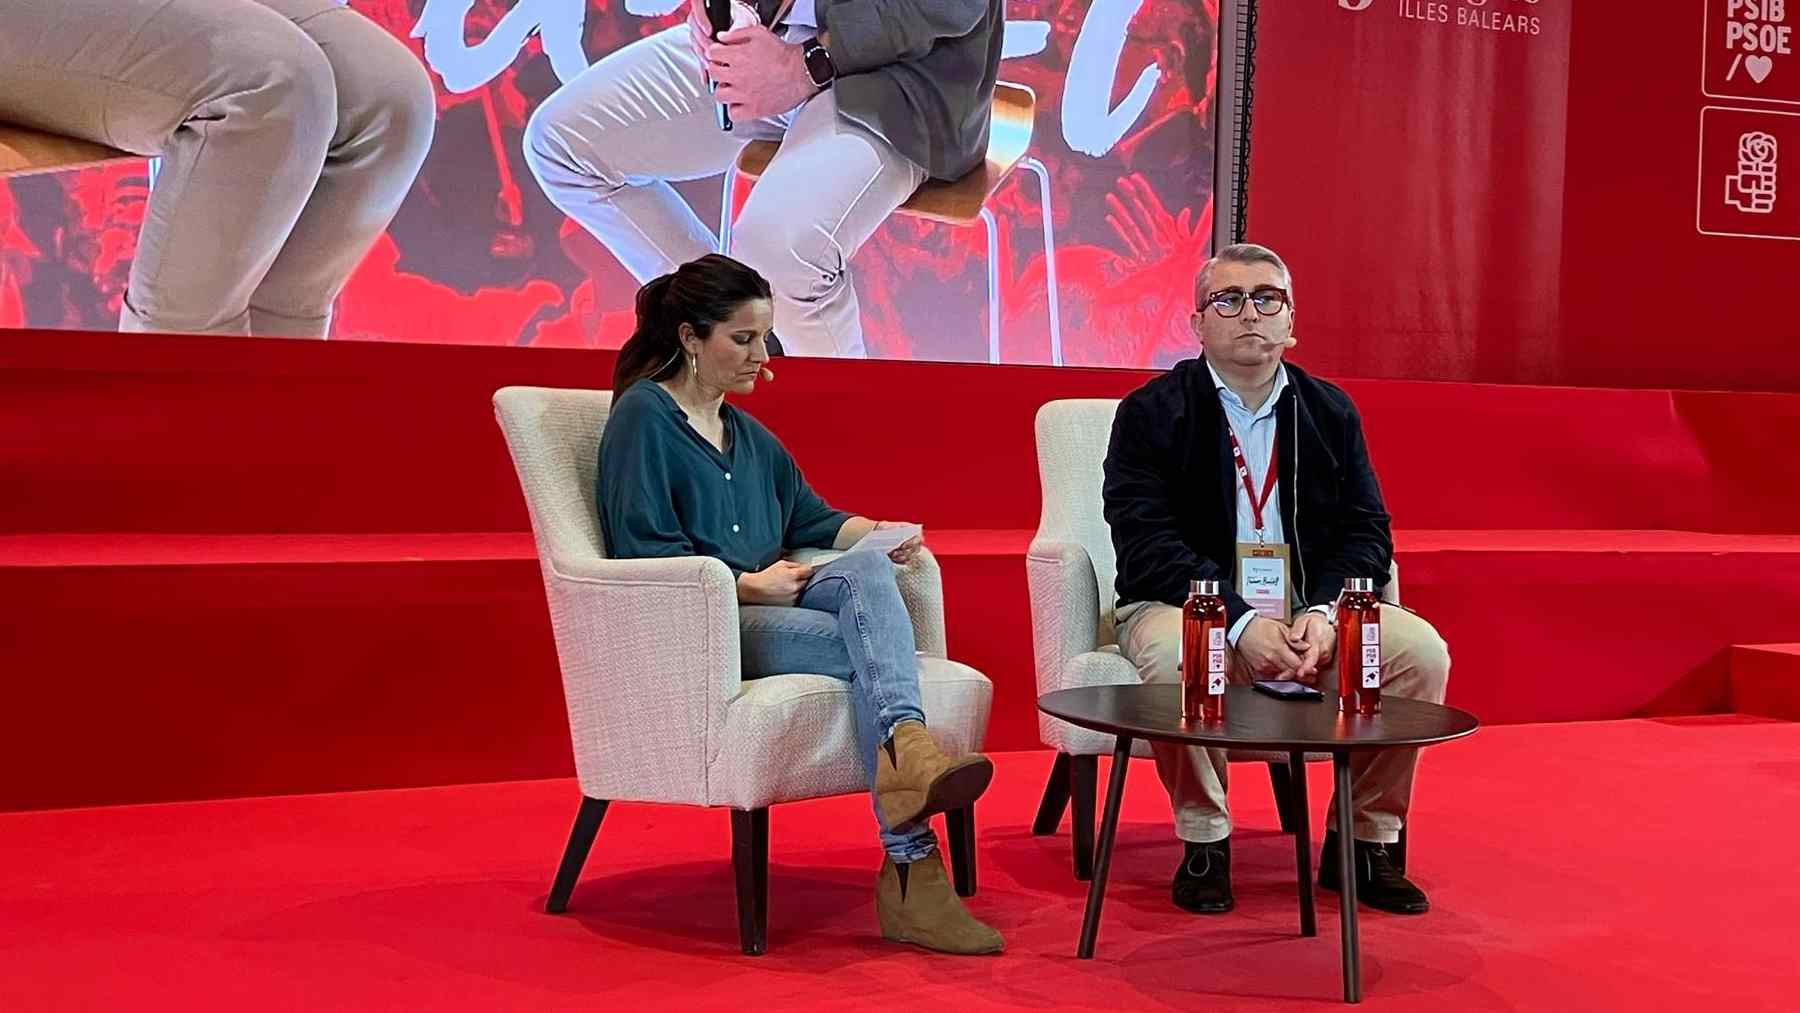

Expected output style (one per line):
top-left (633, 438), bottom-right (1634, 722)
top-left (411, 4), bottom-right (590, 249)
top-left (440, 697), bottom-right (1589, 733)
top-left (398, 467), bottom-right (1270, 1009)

top-left (1392, 530), bottom-right (1800, 723)
top-left (0, 531), bottom-right (1041, 812)
top-left (0, 533), bottom-right (563, 813)
top-left (1730, 644), bottom-right (1800, 721)
top-left (10, 529), bottom-right (1800, 812)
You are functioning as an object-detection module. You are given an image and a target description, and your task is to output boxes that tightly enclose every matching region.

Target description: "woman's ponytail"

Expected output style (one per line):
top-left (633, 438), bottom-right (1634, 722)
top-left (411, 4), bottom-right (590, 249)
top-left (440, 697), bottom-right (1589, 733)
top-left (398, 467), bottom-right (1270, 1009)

top-left (611, 274), bottom-right (683, 393)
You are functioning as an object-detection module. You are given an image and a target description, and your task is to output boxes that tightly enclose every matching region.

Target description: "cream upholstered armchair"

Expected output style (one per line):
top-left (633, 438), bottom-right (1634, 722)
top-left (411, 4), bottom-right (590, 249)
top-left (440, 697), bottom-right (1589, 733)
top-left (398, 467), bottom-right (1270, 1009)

top-left (1025, 399), bottom-right (1402, 879)
top-left (494, 386), bottom-right (994, 954)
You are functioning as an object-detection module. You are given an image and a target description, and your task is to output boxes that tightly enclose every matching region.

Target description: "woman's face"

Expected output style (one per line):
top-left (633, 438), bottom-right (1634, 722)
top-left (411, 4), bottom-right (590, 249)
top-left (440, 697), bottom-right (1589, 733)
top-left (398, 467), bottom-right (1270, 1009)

top-left (682, 297), bottom-right (773, 395)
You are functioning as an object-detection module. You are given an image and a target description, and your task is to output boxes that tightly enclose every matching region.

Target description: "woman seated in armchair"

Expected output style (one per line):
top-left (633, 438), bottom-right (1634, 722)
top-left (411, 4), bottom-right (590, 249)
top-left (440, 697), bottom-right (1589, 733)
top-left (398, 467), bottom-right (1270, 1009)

top-left (597, 254), bottom-right (1002, 955)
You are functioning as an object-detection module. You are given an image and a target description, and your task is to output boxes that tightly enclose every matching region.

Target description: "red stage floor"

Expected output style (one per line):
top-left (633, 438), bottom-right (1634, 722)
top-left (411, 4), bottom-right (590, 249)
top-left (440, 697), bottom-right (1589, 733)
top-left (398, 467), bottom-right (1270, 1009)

top-left (3, 717), bottom-right (1795, 1011)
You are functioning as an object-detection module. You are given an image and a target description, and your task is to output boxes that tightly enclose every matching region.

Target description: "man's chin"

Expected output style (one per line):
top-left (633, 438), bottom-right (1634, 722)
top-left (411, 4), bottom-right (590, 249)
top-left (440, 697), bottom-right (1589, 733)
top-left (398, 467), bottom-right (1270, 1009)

top-left (1232, 346), bottom-right (1281, 365)
top-left (1235, 333), bottom-right (1284, 350)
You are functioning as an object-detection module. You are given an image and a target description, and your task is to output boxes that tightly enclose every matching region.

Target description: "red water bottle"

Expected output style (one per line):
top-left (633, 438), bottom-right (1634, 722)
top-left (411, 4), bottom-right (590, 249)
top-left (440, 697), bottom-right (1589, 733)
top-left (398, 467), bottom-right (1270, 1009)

top-left (1182, 579), bottom-right (1229, 723)
top-left (1336, 577), bottom-right (1382, 716)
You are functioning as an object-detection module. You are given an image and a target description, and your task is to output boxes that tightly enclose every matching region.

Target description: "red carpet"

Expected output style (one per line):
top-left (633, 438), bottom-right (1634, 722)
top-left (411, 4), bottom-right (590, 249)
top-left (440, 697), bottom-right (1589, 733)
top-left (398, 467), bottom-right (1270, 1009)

top-left (3, 719), bottom-right (1795, 1011)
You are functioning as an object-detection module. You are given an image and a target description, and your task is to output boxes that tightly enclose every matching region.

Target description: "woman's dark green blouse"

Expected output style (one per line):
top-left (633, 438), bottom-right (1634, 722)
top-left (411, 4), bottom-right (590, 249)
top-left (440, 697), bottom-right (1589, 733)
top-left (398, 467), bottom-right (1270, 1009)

top-left (597, 380), bottom-right (850, 575)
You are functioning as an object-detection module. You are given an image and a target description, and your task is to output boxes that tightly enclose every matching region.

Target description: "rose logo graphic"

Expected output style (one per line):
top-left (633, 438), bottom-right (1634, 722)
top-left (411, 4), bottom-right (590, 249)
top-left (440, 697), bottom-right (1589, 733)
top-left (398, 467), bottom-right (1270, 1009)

top-left (1726, 131), bottom-right (1779, 214)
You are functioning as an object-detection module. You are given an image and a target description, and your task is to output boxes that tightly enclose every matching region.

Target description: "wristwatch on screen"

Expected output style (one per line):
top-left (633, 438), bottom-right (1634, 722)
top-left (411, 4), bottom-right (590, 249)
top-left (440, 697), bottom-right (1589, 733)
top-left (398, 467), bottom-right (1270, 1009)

top-left (802, 38), bottom-right (836, 88)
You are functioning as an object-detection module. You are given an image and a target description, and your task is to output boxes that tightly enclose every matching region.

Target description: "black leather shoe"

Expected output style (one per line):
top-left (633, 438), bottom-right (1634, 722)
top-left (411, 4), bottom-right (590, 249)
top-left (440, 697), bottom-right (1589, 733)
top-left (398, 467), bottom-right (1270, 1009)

top-left (1172, 838), bottom-right (1234, 914)
top-left (1318, 831), bottom-right (1429, 914)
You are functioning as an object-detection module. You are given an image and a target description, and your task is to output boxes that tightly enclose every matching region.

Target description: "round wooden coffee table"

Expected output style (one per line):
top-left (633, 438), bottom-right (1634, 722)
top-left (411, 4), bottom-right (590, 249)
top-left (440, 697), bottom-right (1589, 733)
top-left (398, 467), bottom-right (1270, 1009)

top-left (1038, 684), bottom-right (1479, 1004)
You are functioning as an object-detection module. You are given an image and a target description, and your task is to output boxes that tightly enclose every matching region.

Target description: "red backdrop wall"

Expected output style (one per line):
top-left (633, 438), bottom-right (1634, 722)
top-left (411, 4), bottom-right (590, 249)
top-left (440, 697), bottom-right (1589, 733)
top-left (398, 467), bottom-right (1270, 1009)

top-left (1250, 0), bottom-right (1800, 393)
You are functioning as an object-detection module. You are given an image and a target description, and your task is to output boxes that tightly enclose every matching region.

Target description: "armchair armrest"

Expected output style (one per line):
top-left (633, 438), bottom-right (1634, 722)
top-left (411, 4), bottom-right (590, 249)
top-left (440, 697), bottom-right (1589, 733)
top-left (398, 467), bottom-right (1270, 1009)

top-left (1025, 537), bottom-right (1102, 694)
top-left (895, 546), bottom-right (948, 658)
top-left (537, 553), bottom-right (740, 805)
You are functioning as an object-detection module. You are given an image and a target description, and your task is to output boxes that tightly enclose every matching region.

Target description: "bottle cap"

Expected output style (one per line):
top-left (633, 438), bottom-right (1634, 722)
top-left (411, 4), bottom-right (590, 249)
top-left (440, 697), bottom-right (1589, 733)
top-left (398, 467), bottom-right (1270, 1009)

top-left (1346, 577), bottom-right (1376, 593)
top-left (1190, 579), bottom-right (1221, 596)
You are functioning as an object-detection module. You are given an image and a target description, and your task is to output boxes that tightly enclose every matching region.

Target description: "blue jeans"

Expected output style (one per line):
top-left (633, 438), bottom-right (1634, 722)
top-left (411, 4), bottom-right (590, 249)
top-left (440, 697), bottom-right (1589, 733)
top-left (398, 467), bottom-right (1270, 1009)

top-left (739, 551), bottom-right (936, 862)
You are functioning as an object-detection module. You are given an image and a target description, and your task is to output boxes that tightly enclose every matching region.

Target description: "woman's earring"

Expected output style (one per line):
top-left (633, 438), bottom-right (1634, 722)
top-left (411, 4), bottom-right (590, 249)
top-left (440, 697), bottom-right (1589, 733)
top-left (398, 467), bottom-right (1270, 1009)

top-left (689, 354), bottom-right (698, 379)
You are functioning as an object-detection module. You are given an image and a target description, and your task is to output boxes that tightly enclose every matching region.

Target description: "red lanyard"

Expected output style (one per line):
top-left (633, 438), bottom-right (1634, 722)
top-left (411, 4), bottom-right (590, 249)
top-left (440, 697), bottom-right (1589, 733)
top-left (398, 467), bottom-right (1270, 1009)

top-left (1227, 428), bottom-right (1279, 535)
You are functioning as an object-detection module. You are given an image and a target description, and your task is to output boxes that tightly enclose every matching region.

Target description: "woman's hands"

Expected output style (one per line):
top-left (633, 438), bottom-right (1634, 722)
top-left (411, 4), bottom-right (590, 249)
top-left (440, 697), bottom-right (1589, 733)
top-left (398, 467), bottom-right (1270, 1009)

top-left (737, 560), bottom-right (814, 606)
top-left (740, 520), bottom-right (922, 606)
top-left (874, 520), bottom-right (924, 565)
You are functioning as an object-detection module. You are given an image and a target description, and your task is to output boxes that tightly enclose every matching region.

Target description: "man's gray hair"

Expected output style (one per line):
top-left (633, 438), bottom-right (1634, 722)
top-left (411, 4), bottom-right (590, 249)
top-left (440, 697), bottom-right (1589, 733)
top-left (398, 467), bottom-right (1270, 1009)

top-left (1195, 243), bottom-right (1294, 307)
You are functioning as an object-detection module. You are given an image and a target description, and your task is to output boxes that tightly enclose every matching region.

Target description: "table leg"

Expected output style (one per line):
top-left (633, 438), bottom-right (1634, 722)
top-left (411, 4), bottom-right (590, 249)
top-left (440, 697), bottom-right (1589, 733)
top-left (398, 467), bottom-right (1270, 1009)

top-left (1334, 752), bottom-right (1361, 1003)
top-left (1290, 751), bottom-right (1315, 938)
top-left (1076, 734), bottom-right (1133, 959)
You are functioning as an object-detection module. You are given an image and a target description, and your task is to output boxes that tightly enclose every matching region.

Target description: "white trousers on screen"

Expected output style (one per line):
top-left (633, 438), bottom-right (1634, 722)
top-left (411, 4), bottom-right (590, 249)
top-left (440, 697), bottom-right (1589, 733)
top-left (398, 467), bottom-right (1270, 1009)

top-left (0, 0), bottom-right (434, 336)
top-left (523, 27), bottom-right (926, 358)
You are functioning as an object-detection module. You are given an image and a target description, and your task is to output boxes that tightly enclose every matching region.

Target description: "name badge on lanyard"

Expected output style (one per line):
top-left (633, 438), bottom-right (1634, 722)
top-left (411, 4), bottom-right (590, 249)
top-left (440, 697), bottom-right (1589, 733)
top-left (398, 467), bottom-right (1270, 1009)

top-left (1229, 427), bottom-right (1290, 622)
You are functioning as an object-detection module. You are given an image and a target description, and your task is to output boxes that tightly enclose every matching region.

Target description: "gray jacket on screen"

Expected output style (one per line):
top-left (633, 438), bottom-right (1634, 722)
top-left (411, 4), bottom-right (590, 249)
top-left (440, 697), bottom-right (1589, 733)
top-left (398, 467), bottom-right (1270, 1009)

top-left (759, 0), bottom-right (1004, 181)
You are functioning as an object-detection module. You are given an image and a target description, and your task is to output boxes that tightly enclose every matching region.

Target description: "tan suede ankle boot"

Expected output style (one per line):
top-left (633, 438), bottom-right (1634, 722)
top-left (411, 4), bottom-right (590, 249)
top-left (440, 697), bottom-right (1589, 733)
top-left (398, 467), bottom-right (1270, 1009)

top-left (872, 721), bottom-right (994, 830)
top-left (875, 852), bottom-right (1004, 955)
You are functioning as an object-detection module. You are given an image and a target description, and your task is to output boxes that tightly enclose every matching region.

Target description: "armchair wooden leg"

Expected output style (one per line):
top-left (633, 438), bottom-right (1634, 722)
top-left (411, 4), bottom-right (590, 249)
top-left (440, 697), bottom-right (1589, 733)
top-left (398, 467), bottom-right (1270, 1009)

top-left (1032, 753), bottom-right (1073, 835)
top-left (1268, 761), bottom-right (1302, 835)
top-left (1070, 754), bottom-right (1098, 881)
top-left (731, 808), bottom-right (770, 956)
top-left (546, 796), bottom-right (609, 914)
top-left (945, 804), bottom-right (978, 897)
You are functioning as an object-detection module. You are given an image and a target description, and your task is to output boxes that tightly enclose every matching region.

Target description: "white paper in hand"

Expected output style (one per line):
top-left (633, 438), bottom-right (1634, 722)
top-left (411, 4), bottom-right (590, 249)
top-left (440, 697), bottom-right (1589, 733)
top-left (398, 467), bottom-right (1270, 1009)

top-left (843, 524), bottom-right (922, 558)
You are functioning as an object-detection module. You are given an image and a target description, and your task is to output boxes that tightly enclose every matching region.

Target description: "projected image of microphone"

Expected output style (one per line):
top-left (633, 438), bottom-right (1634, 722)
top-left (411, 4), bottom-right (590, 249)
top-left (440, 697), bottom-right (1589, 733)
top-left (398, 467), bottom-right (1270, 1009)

top-left (706, 0), bottom-right (733, 131)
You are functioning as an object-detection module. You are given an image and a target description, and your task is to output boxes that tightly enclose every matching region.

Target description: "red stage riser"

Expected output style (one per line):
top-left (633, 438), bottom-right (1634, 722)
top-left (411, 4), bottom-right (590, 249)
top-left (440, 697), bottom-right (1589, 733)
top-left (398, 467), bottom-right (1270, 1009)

top-left (0, 558), bottom-right (571, 812)
top-left (8, 330), bottom-right (1800, 811)
top-left (1731, 645), bottom-right (1800, 721)
top-left (10, 535), bottom-right (1800, 812)
top-left (10, 332), bottom-right (1800, 538)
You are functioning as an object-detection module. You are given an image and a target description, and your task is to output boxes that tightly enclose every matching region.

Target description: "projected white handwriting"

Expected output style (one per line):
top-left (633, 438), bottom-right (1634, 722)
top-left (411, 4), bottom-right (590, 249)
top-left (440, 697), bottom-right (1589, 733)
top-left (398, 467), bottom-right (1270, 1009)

top-left (1062, 0), bottom-right (1160, 158)
top-left (412, 0), bottom-right (590, 94)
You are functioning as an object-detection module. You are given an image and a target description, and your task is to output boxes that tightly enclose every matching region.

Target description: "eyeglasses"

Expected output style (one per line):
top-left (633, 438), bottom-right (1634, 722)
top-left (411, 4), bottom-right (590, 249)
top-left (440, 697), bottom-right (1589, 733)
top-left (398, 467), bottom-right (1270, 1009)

top-left (1200, 287), bottom-right (1290, 318)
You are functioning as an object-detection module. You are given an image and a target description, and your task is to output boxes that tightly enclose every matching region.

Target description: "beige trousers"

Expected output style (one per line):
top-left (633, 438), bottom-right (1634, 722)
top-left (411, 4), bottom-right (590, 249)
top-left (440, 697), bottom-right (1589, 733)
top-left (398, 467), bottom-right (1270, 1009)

top-left (0, 0), bottom-right (434, 336)
top-left (1117, 601), bottom-right (1451, 844)
top-left (522, 27), bottom-right (926, 358)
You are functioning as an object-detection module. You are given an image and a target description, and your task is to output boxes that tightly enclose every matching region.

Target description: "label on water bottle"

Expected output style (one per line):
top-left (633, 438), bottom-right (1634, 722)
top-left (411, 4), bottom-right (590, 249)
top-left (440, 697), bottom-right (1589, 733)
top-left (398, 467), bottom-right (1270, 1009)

top-left (1207, 634), bottom-right (1226, 695)
top-left (1360, 619), bottom-right (1381, 689)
